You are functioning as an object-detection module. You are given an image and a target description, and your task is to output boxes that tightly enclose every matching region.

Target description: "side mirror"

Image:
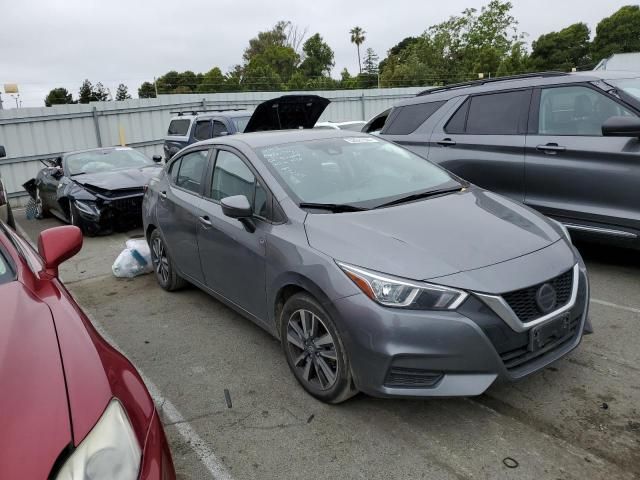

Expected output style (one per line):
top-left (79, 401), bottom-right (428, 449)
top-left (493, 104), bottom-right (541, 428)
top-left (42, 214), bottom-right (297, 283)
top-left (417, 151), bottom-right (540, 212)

top-left (0, 145), bottom-right (6, 158)
top-left (221, 195), bottom-right (255, 232)
top-left (37, 226), bottom-right (83, 277)
top-left (152, 154), bottom-right (163, 163)
top-left (602, 116), bottom-right (640, 137)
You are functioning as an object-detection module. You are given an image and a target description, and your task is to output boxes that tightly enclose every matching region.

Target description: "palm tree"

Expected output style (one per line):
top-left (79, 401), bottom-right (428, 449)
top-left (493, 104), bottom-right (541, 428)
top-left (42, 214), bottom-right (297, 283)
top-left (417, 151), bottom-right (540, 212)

top-left (350, 26), bottom-right (366, 74)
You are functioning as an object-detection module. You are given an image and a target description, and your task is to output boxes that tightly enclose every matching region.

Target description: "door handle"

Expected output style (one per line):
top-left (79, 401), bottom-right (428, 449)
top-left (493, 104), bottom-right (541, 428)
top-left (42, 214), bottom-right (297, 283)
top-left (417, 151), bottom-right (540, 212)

top-left (437, 138), bottom-right (457, 147)
top-left (198, 215), bottom-right (213, 228)
top-left (159, 191), bottom-right (167, 199)
top-left (536, 143), bottom-right (566, 154)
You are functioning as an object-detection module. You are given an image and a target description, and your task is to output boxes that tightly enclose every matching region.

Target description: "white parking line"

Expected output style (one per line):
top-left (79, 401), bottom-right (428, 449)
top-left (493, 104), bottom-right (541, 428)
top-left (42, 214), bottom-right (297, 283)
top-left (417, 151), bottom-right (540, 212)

top-left (15, 222), bottom-right (234, 480)
top-left (591, 298), bottom-right (640, 315)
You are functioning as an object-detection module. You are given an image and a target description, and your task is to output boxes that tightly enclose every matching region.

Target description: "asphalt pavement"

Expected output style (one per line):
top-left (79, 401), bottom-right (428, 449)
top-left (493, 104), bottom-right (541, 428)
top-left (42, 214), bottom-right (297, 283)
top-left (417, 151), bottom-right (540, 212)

top-left (15, 212), bottom-right (640, 480)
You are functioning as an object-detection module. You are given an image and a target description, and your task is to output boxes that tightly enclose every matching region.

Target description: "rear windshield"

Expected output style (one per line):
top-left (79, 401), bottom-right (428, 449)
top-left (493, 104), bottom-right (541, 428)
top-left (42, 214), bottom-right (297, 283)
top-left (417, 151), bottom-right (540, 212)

top-left (0, 247), bottom-right (16, 285)
top-left (232, 116), bottom-right (251, 133)
top-left (167, 119), bottom-right (191, 136)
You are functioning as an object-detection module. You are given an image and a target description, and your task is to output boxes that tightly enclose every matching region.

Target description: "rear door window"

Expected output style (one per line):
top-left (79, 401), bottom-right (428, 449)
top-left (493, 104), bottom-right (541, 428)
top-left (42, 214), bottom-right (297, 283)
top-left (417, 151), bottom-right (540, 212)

top-left (193, 120), bottom-right (212, 141)
top-left (175, 150), bottom-right (209, 194)
top-left (167, 119), bottom-right (191, 136)
top-left (538, 85), bottom-right (635, 136)
top-left (382, 101), bottom-right (446, 135)
top-left (465, 90), bottom-right (530, 135)
top-left (212, 120), bottom-right (229, 137)
top-left (444, 99), bottom-right (470, 134)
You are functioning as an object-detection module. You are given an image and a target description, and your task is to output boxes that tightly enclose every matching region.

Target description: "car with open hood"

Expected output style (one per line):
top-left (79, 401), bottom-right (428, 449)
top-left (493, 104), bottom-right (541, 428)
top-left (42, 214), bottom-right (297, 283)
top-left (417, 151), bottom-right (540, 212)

top-left (0, 221), bottom-right (175, 479)
top-left (142, 129), bottom-right (592, 403)
top-left (163, 94), bottom-right (330, 160)
top-left (24, 147), bottom-right (163, 235)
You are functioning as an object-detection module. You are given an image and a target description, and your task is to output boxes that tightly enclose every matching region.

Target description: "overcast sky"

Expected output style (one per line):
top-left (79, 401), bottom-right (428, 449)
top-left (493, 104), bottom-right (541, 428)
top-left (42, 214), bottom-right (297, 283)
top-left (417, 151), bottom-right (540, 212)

top-left (0, 0), bottom-right (631, 108)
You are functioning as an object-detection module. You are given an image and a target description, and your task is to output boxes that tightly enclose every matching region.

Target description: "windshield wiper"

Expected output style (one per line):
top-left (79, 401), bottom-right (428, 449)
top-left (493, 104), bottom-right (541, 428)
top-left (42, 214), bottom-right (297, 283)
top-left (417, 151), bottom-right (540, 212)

top-left (299, 202), bottom-right (368, 213)
top-left (70, 171), bottom-right (88, 177)
top-left (374, 186), bottom-right (463, 209)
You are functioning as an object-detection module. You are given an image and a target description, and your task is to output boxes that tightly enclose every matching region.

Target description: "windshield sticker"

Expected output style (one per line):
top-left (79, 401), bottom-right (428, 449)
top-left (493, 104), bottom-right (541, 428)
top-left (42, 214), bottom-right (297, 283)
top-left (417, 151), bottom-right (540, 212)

top-left (344, 137), bottom-right (379, 144)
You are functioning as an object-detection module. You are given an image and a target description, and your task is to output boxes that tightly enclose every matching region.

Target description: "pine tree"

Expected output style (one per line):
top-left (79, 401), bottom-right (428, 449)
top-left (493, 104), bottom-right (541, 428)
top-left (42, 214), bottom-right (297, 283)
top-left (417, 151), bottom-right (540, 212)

top-left (78, 79), bottom-right (93, 104)
top-left (115, 84), bottom-right (131, 101)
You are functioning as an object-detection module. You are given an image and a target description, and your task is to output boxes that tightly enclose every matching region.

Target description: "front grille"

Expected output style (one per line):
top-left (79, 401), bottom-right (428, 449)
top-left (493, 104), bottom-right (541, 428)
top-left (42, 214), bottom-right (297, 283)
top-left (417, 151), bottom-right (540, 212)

top-left (500, 317), bottom-right (581, 371)
top-left (384, 367), bottom-right (443, 388)
top-left (110, 195), bottom-right (143, 216)
top-left (502, 269), bottom-right (573, 323)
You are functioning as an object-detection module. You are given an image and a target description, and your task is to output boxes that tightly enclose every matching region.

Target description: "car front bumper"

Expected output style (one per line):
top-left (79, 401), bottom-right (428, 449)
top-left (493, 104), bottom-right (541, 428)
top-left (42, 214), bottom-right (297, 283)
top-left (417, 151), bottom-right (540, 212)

top-left (330, 264), bottom-right (589, 398)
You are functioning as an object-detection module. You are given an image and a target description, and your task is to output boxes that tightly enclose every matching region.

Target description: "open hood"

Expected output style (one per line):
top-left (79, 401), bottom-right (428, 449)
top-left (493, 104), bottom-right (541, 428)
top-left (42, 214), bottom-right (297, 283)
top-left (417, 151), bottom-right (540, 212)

top-left (244, 95), bottom-right (330, 132)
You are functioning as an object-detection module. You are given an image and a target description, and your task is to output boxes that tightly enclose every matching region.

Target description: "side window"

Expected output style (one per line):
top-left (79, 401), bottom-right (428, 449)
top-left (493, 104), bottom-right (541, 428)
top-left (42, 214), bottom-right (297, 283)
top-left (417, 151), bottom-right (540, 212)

top-left (210, 150), bottom-right (255, 202)
top-left (168, 158), bottom-right (181, 184)
top-left (382, 101), bottom-right (446, 135)
top-left (175, 150), bottom-right (208, 194)
top-left (465, 90), bottom-right (530, 135)
top-left (193, 120), bottom-right (212, 141)
top-left (444, 99), bottom-right (470, 134)
top-left (538, 86), bottom-right (635, 136)
top-left (167, 119), bottom-right (191, 136)
top-left (212, 121), bottom-right (228, 137)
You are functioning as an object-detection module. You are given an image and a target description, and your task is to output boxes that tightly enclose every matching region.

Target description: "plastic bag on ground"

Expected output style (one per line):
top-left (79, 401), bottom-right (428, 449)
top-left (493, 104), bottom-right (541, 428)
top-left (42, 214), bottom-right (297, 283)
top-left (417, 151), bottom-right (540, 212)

top-left (112, 239), bottom-right (153, 278)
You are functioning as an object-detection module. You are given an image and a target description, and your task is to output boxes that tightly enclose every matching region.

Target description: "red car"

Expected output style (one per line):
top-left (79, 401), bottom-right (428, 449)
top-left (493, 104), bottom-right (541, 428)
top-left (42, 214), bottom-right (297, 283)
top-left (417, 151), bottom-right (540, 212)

top-left (0, 222), bottom-right (176, 479)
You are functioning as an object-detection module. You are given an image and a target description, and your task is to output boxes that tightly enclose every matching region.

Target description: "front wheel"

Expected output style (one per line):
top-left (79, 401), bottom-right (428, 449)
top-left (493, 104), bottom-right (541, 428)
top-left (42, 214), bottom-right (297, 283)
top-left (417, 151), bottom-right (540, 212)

top-left (280, 293), bottom-right (357, 404)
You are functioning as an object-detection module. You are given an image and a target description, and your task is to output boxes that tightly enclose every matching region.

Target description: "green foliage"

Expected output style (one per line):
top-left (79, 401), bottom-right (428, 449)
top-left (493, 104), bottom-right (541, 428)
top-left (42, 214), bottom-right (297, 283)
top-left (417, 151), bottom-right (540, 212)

top-left (78, 79), bottom-right (93, 104)
top-left (197, 67), bottom-right (227, 93)
top-left (78, 79), bottom-right (109, 103)
top-left (241, 63), bottom-right (282, 91)
top-left (592, 5), bottom-right (640, 61)
top-left (44, 88), bottom-right (74, 107)
top-left (115, 84), bottom-right (131, 101)
top-left (300, 33), bottom-right (335, 78)
top-left (529, 23), bottom-right (591, 71)
top-left (138, 82), bottom-right (156, 98)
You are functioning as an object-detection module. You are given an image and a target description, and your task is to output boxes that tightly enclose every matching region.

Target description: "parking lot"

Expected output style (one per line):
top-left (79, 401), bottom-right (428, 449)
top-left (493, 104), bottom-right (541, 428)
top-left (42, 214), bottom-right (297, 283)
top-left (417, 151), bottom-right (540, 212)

top-left (15, 211), bottom-right (640, 480)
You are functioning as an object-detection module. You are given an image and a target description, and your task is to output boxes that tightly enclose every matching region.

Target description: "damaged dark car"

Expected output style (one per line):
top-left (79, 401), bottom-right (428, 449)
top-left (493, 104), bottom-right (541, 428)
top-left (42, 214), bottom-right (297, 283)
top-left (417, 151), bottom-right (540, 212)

top-left (24, 147), bottom-right (162, 235)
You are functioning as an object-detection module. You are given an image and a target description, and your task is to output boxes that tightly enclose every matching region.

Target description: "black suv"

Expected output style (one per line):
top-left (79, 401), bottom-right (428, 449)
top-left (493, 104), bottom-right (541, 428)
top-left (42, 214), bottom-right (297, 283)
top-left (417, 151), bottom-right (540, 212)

top-left (373, 71), bottom-right (640, 247)
top-left (163, 95), bottom-right (330, 160)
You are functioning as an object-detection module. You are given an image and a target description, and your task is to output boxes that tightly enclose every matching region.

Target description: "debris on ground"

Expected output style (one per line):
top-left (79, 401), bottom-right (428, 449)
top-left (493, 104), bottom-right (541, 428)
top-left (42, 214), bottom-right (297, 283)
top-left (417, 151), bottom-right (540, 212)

top-left (224, 389), bottom-right (232, 408)
top-left (112, 239), bottom-right (153, 278)
top-left (502, 457), bottom-right (519, 469)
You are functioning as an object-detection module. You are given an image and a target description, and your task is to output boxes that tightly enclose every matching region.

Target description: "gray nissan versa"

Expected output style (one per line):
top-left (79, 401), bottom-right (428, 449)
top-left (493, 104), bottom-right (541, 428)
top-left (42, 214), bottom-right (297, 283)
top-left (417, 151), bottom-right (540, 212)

top-left (371, 71), bottom-right (640, 247)
top-left (142, 129), bottom-right (591, 403)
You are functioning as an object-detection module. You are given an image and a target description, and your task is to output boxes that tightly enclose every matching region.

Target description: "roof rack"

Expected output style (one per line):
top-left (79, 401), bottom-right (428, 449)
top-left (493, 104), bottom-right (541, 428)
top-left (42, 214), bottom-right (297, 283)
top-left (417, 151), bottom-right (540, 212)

top-left (416, 72), bottom-right (570, 96)
top-left (169, 108), bottom-right (245, 116)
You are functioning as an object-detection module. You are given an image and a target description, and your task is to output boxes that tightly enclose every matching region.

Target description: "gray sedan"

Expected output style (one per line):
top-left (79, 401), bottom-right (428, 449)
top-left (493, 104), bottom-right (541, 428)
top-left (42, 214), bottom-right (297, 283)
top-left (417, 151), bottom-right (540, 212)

top-left (142, 129), bottom-right (591, 403)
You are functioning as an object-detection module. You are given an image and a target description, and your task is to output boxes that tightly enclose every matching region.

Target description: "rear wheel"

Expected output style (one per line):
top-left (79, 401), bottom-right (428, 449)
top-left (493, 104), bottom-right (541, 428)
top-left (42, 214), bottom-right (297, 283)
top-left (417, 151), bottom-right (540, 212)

top-left (280, 293), bottom-right (357, 404)
top-left (149, 229), bottom-right (187, 291)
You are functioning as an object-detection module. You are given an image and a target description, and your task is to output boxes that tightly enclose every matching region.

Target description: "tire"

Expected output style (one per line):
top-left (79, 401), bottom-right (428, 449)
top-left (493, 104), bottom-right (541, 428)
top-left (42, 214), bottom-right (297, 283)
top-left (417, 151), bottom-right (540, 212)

top-left (280, 293), bottom-right (357, 404)
top-left (149, 229), bottom-right (187, 291)
top-left (6, 202), bottom-right (15, 229)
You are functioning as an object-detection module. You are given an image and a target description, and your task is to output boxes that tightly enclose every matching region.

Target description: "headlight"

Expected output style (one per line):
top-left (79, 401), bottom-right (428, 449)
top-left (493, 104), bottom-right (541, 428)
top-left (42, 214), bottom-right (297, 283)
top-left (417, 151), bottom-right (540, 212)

top-left (337, 262), bottom-right (467, 310)
top-left (55, 399), bottom-right (141, 480)
top-left (549, 218), bottom-right (572, 243)
top-left (74, 199), bottom-right (101, 216)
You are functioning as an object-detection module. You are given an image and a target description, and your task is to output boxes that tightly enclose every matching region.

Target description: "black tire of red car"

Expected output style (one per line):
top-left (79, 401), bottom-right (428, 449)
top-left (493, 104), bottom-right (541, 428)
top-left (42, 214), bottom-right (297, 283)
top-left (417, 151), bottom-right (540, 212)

top-left (149, 229), bottom-right (187, 291)
top-left (280, 292), bottom-right (358, 404)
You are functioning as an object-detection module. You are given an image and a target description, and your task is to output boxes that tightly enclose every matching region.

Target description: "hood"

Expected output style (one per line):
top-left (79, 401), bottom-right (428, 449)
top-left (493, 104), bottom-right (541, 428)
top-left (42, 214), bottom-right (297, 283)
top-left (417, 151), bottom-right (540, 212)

top-left (305, 188), bottom-right (561, 281)
top-left (0, 282), bottom-right (72, 479)
top-left (244, 95), bottom-right (330, 132)
top-left (72, 165), bottom-right (160, 192)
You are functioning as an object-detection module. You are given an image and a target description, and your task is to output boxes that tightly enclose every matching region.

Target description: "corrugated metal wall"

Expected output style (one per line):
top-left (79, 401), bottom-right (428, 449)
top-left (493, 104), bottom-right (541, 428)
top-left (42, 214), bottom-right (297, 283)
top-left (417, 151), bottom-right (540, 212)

top-left (0, 87), bottom-right (424, 206)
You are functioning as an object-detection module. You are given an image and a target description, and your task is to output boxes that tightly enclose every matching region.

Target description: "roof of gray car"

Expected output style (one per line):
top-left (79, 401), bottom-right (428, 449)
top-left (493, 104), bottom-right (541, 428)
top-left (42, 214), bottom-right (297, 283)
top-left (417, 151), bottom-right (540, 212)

top-left (396, 71), bottom-right (639, 107)
top-left (195, 128), bottom-right (369, 149)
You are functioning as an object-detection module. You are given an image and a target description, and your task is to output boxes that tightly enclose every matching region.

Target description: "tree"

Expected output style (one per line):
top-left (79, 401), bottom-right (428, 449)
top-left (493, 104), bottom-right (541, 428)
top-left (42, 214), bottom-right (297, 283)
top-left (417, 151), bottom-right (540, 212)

top-left (300, 33), bottom-right (335, 78)
top-left (44, 87), bottom-right (74, 107)
top-left (178, 71), bottom-right (198, 92)
top-left (115, 84), bottom-right (131, 101)
top-left (350, 26), bottom-right (366, 74)
top-left (379, 37), bottom-right (419, 73)
top-left (529, 23), bottom-right (591, 71)
top-left (78, 79), bottom-right (93, 104)
top-left (156, 71), bottom-right (180, 94)
top-left (91, 82), bottom-right (109, 101)
top-left (242, 22), bottom-right (300, 84)
top-left (138, 82), bottom-right (156, 98)
top-left (197, 67), bottom-right (227, 93)
top-left (592, 5), bottom-right (640, 62)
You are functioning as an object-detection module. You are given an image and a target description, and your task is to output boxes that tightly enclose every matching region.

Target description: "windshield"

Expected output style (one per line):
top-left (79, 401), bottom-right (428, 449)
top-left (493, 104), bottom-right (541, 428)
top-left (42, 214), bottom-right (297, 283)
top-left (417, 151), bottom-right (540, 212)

top-left (65, 149), bottom-right (154, 176)
top-left (607, 77), bottom-right (640, 103)
top-left (232, 116), bottom-right (251, 133)
top-left (257, 137), bottom-right (457, 208)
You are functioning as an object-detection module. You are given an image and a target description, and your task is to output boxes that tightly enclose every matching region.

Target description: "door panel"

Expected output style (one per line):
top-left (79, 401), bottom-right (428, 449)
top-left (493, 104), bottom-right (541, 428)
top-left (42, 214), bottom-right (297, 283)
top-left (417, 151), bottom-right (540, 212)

top-left (157, 150), bottom-right (209, 283)
top-left (524, 85), bottom-right (640, 230)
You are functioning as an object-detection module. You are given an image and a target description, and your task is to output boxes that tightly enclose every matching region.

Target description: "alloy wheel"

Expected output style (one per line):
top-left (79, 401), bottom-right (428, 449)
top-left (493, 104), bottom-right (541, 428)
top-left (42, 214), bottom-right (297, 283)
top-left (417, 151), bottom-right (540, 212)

top-left (151, 237), bottom-right (170, 284)
top-left (286, 309), bottom-right (338, 390)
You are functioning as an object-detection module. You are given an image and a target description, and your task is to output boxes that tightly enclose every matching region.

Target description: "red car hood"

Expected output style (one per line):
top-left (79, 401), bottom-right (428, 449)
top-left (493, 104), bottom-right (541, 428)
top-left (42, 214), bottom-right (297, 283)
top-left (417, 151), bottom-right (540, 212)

top-left (0, 282), bottom-right (72, 479)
